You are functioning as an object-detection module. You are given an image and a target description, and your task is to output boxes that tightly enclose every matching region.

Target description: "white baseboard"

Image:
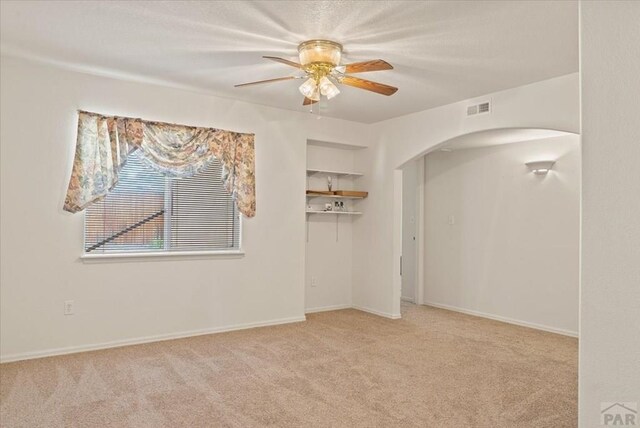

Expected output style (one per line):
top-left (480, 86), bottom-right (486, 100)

top-left (401, 296), bottom-right (415, 303)
top-left (1, 303), bottom-right (406, 363)
top-left (423, 301), bottom-right (578, 338)
top-left (352, 305), bottom-right (402, 320)
top-left (3, 302), bottom-right (574, 363)
top-left (305, 304), bottom-right (352, 314)
top-left (0, 315), bottom-right (306, 364)
top-left (306, 304), bottom-right (402, 320)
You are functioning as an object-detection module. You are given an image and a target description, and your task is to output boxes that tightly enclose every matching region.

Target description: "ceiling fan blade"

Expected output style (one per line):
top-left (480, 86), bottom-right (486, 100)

top-left (263, 56), bottom-right (303, 69)
top-left (303, 97), bottom-right (318, 106)
top-left (234, 76), bottom-right (298, 87)
top-left (343, 59), bottom-right (393, 74)
top-left (339, 76), bottom-right (398, 96)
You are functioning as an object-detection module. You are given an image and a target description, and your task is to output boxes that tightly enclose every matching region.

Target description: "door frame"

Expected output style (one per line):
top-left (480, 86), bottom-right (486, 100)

top-left (400, 159), bottom-right (424, 305)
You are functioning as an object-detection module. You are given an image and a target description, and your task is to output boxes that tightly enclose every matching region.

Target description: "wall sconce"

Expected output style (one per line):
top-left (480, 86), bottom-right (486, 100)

top-left (525, 160), bottom-right (555, 175)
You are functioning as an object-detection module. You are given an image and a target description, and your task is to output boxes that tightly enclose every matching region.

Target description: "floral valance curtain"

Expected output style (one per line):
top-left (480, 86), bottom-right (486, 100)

top-left (64, 111), bottom-right (256, 217)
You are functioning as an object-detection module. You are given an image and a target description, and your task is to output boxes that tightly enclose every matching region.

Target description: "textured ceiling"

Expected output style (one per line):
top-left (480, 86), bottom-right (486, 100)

top-left (0, 1), bottom-right (578, 123)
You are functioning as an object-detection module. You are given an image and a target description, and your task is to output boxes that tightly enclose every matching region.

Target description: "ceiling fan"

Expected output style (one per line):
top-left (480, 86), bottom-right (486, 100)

top-left (235, 40), bottom-right (398, 105)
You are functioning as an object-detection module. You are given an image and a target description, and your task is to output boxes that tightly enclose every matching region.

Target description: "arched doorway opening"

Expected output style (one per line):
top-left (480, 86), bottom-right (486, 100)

top-left (393, 127), bottom-right (580, 338)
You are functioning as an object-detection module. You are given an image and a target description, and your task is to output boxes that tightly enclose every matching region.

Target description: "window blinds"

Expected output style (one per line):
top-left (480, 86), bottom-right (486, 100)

top-left (169, 161), bottom-right (240, 251)
top-left (84, 150), bottom-right (240, 254)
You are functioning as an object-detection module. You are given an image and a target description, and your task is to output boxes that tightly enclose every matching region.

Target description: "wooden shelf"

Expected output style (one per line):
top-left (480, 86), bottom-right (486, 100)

top-left (306, 168), bottom-right (363, 177)
top-left (306, 210), bottom-right (362, 215)
top-left (306, 194), bottom-right (365, 200)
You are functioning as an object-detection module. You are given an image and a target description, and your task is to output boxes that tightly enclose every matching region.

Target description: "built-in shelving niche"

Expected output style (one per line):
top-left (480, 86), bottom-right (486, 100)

top-left (305, 140), bottom-right (367, 238)
top-left (305, 173), bottom-right (366, 216)
top-left (304, 139), bottom-right (367, 313)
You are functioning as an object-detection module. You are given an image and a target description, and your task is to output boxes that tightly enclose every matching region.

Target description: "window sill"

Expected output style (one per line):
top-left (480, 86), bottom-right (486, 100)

top-left (80, 250), bottom-right (245, 263)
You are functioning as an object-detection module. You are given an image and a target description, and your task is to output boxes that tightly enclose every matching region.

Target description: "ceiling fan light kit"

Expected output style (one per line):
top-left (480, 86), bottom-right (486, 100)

top-left (299, 77), bottom-right (319, 100)
top-left (235, 39), bottom-right (397, 106)
top-left (319, 76), bottom-right (340, 99)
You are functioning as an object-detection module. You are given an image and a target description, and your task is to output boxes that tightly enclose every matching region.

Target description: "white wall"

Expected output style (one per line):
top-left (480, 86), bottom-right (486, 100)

top-left (0, 56), bottom-right (371, 361)
top-left (4, 8), bottom-right (639, 424)
top-left (401, 160), bottom-right (418, 302)
top-left (580, 2), bottom-right (640, 426)
top-left (0, 56), bottom-right (583, 362)
top-left (423, 136), bottom-right (580, 335)
top-left (353, 73), bottom-right (581, 319)
top-left (304, 144), bottom-right (362, 312)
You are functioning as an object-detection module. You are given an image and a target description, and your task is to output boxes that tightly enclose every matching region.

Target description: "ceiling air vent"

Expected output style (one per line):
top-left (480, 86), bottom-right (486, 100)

top-left (466, 100), bottom-right (491, 116)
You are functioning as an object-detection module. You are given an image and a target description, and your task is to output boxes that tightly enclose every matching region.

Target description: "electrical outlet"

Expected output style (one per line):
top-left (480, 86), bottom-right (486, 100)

top-left (311, 277), bottom-right (318, 287)
top-left (64, 300), bottom-right (74, 315)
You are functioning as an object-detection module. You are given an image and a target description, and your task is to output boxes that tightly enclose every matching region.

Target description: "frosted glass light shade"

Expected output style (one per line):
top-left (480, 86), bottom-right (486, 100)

top-left (309, 88), bottom-right (320, 101)
top-left (299, 78), bottom-right (317, 98)
top-left (319, 76), bottom-right (340, 99)
top-left (298, 40), bottom-right (343, 66)
top-left (526, 160), bottom-right (556, 175)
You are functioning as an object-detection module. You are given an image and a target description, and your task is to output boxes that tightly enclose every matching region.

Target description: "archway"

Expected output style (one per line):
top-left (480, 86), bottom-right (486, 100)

top-left (392, 127), bottom-right (580, 322)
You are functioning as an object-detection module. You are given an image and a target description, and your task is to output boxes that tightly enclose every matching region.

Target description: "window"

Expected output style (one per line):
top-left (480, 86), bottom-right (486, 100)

top-left (84, 150), bottom-right (241, 256)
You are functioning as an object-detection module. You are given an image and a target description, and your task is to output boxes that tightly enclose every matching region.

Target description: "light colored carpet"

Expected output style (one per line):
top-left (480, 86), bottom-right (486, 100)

top-left (0, 304), bottom-right (577, 427)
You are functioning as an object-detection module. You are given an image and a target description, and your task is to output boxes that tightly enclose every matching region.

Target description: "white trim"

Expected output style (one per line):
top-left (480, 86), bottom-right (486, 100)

top-left (416, 158), bottom-right (425, 305)
top-left (305, 304), bottom-right (352, 314)
top-left (307, 304), bottom-right (403, 319)
top-left (392, 170), bottom-right (403, 317)
top-left (423, 301), bottom-right (579, 338)
top-left (81, 249), bottom-right (245, 262)
top-left (0, 304), bottom-right (408, 363)
top-left (353, 305), bottom-right (402, 320)
top-left (0, 315), bottom-right (305, 363)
